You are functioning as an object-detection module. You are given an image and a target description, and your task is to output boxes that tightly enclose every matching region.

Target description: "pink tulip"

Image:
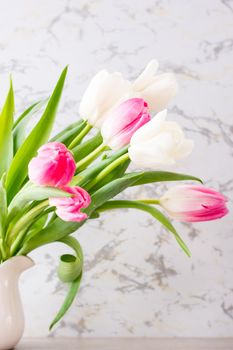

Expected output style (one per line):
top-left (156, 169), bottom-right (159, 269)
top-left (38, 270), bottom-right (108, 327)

top-left (160, 185), bottom-right (228, 222)
top-left (101, 98), bottom-right (151, 150)
top-left (28, 142), bottom-right (76, 187)
top-left (49, 186), bottom-right (91, 222)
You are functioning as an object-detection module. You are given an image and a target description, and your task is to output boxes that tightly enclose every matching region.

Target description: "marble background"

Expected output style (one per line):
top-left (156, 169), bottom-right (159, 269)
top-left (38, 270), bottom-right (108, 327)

top-left (0, 0), bottom-right (232, 338)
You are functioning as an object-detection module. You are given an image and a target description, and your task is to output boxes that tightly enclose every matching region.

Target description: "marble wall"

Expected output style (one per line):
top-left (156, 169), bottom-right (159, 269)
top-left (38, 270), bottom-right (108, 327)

top-left (0, 0), bottom-right (232, 337)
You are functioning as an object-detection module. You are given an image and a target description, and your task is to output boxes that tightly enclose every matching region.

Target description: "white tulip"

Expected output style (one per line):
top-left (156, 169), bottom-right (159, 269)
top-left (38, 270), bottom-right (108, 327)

top-left (128, 110), bottom-right (193, 168)
top-left (79, 70), bottom-right (132, 128)
top-left (133, 60), bottom-right (178, 112)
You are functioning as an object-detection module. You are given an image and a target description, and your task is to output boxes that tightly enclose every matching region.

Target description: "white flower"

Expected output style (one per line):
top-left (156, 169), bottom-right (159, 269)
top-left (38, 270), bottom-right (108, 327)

top-left (133, 60), bottom-right (178, 112)
top-left (128, 109), bottom-right (193, 168)
top-left (79, 60), bottom-right (178, 129)
top-left (79, 70), bottom-right (132, 128)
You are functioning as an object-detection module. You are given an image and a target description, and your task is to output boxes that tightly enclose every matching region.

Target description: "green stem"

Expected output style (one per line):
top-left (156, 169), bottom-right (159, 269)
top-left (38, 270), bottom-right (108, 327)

top-left (68, 123), bottom-right (92, 149)
top-left (10, 206), bottom-right (54, 256)
top-left (8, 200), bottom-right (49, 247)
top-left (10, 228), bottom-right (29, 256)
top-left (0, 239), bottom-right (9, 261)
top-left (97, 200), bottom-right (159, 213)
top-left (86, 153), bottom-right (129, 190)
top-left (76, 143), bottom-right (107, 171)
top-left (136, 199), bottom-right (160, 205)
top-left (50, 120), bottom-right (85, 143)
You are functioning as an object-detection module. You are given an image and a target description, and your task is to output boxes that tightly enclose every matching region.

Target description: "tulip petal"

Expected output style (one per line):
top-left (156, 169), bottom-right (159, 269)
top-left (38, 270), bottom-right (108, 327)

top-left (28, 142), bottom-right (76, 187)
top-left (49, 186), bottom-right (91, 223)
top-left (79, 70), bottom-right (132, 127)
top-left (130, 110), bottom-right (167, 145)
top-left (133, 60), bottom-right (159, 91)
top-left (101, 98), bottom-right (151, 150)
top-left (160, 185), bottom-right (229, 222)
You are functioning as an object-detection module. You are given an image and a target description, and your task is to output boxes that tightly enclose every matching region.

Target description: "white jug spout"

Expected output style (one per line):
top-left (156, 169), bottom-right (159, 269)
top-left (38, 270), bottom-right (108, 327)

top-left (1, 255), bottom-right (35, 277)
top-left (15, 255), bottom-right (35, 275)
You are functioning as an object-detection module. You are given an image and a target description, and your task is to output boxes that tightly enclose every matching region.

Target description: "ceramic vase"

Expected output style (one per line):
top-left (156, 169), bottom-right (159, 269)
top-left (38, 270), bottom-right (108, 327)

top-left (0, 256), bottom-right (34, 350)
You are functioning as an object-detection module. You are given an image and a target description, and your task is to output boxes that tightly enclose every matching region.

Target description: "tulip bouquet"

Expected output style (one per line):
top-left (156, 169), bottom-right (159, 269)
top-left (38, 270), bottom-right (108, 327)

top-left (0, 61), bottom-right (228, 329)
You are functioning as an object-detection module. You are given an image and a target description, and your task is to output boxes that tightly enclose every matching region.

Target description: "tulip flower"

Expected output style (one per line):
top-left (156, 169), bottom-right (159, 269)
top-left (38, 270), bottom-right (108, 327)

top-left (28, 142), bottom-right (76, 187)
top-left (159, 185), bottom-right (228, 222)
top-left (79, 69), bottom-right (132, 128)
top-left (133, 60), bottom-right (178, 112)
top-left (128, 109), bottom-right (193, 168)
top-left (49, 186), bottom-right (91, 222)
top-left (101, 98), bottom-right (151, 150)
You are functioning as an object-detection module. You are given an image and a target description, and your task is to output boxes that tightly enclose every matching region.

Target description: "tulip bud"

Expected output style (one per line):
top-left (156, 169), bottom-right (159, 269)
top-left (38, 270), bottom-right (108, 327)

top-left (28, 142), bottom-right (76, 187)
top-left (49, 186), bottom-right (91, 222)
top-left (160, 185), bottom-right (229, 222)
top-left (128, 110), bottom-right (193, 168)
top-left (133, 60), bottom-right (178, 112)
top-left (101, 98), bottom-right (151, 150)
top-left (79, 69), bottom-right (132, 128)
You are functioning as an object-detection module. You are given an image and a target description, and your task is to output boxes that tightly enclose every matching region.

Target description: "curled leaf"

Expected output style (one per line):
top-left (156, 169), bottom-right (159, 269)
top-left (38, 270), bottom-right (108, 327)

top-left (49, 236), bottom-right (84, 330)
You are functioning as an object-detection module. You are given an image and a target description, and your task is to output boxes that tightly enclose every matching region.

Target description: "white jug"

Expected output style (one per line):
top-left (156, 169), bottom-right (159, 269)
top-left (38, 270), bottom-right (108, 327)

top-left (0, 256), bottom-right (34, 350)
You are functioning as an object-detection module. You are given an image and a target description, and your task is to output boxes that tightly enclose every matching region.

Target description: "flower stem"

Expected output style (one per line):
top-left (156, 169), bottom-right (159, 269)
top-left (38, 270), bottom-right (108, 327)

top-left (68, 123), bottom-right (92, 149)
top-left (8, 200), bottom-right (49, 249)
top-left (86, 153), bottom-right (129, 190)
top-left (10, 206), bottom-right (54, 256)
top-left (0, 239), bottom-right (9, 261)
top-left (136, 199), bottom-right (160, 205)
top-left (76, 143), bottom-right (107, 171)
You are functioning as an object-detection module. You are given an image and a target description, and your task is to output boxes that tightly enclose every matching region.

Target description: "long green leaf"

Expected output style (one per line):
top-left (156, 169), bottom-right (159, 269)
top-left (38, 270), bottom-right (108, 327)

top-left (19, 172), bottom-right (144, 254)
top-left (6, 67), bottom-right (68, 202)
top-left (49, 236), bottom-right (83, 330)
top-left (8, 184), bottom-right (70, 220)
top-left (129, 171), bottom-right (202, 186)
top-left (72, 132), bottom-right (103, 162)
top-left (72, 146), bottom-right (128, 188)
top-left (90, 158), bottom-right (130, 192)
top-left (97, 200), bottom-right (191, 257)
top-left (50, 273), bottom-right (82, 331)
top-left (57, 236), bottom-right (84, 282)
top-left (88, 173), bottom-right (144, 210)
top-left (50, 120), bottom-right (85, 145)
top-left (26, 211), bottom-right (49, 237)
top-left (13, 100), bottom-right (47, 153)
top-left (0, 174), bottom-right (7, 239)
top-left (0, 80), bottom-right (14, 176)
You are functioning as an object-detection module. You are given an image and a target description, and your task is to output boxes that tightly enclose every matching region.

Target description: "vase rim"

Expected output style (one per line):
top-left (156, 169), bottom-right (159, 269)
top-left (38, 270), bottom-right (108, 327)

top-left (0, 255), bottom-right (35, 272)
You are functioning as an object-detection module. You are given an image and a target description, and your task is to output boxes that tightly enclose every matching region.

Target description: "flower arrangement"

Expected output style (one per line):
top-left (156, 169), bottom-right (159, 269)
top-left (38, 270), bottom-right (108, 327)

top-left (0, 60), bottom-right (228, 330)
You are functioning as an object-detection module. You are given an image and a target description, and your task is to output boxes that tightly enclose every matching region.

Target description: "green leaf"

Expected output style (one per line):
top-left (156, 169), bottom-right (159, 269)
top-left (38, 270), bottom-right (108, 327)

top-left (26, 211), bottom-right (49, 235)
top-left (6, 67), bottom-right (68, 202)
top-left (19, 172), bottom-right (143, 255)
top-left (8, 183), bottom-right (70, 221)
top-left (72, 146), bottom-right (128, 188)
top-left (49, 236), bottom-right (83, 330)
top-left (90, 158), bottom-right (130, 193)
top-left (97, 200), bottom-right (191, 257)
top-left (57, 236), bottom-right (83, 283)
top-left (6, 184), bottom-right (68, 245)
top-left (0, 174), bottom-right (7, 239)
top-left (19, 217), bottom-right (84, 255)
top-left (58, 254), bottom-right (82, 283)
top-left (130, 171), bottom-right (202, 187)
top-left (89, 172), bottom-right (144, 210)
top-left (13, 100), bottom-right (47, 154)
top-left (50, 120), bottom-right (85, 146)
top-left (0, 79), bottom-right (15, 176)
top-left (50, 273), bottom-right (82, 331)
top-left (72, 132), bottom-right (103, 162)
